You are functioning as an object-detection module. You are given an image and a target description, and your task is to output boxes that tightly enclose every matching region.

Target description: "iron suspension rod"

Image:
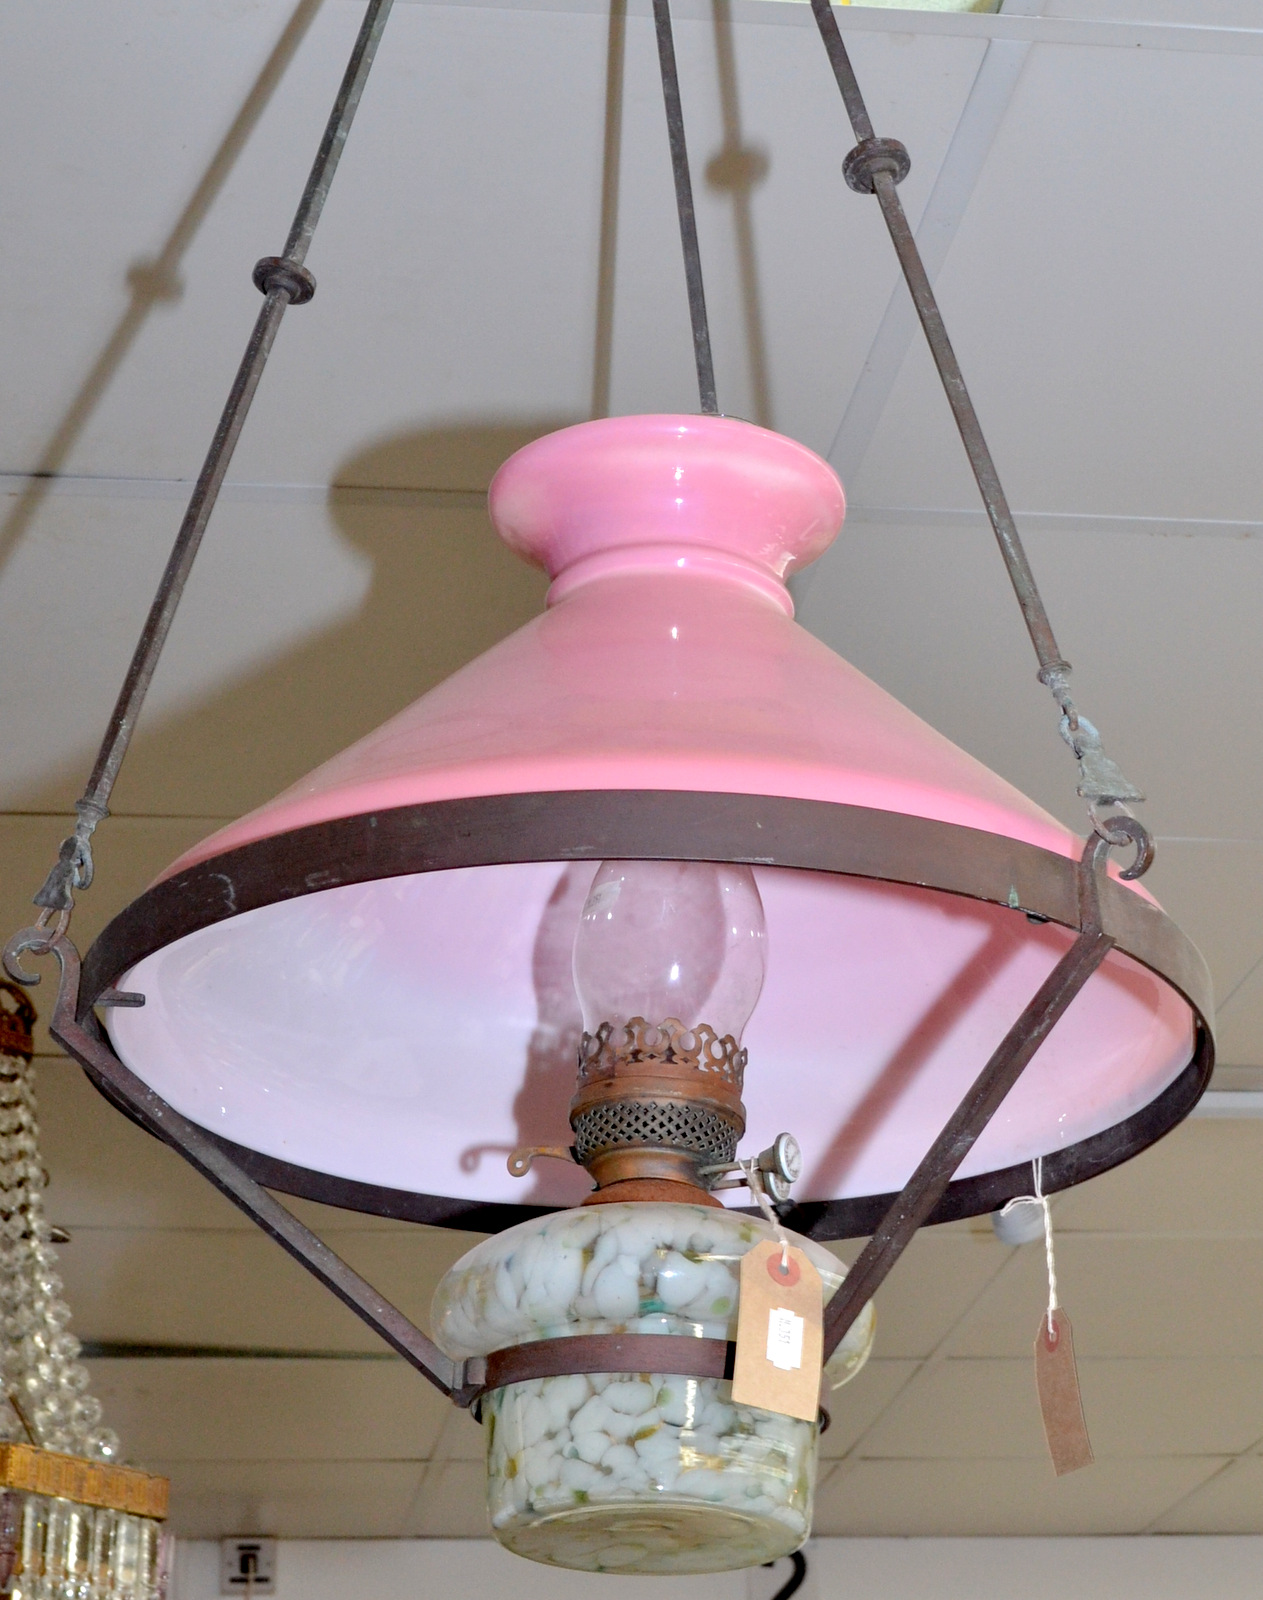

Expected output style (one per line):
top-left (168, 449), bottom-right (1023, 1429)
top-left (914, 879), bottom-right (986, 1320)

top-left (652, 0), bottom-right (719, 415)
top-left (82, 289), bottom-right (290, 810)
top-left (822, 918), bottom-right (1113, 1362)
top-left (23, 0), bottom-right (396, 927)
top-left (85, 0), bottom-right (394, 815)
top-left (871, 171), bottom-right (1063, 675)
top-left (804, 0), bottom-right (1149, 850)
top-left (806, 0), bottom-right (1062, 674)
top-left (283, 0), bottom-right (396, 267)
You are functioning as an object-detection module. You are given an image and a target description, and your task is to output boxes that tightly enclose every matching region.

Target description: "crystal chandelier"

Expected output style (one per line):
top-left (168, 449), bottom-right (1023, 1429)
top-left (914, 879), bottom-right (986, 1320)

top-left (0, 985), bottom-right (169, 1600)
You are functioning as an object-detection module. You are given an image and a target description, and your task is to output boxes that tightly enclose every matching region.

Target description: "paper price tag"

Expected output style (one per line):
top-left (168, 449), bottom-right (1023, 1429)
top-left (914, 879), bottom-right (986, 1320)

top-left (1035, 1308), bottom-right (1094, 1475)
top-left (732, 1240), bottom-right (822, 1421)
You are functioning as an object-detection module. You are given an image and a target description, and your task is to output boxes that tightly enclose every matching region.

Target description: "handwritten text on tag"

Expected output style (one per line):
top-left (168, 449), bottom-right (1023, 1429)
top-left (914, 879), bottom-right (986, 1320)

top-left (767, 1306), bottom-right (805, 1371)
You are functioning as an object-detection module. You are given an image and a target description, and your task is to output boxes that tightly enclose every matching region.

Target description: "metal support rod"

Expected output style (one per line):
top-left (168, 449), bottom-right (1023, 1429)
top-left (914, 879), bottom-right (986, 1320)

top-left (652, 0), bottom-right (719, 414)
top-left (82, 290), bottom-right (289, 812)
top-left (807, 0), bottom-right (1058, 673)
top-left (85, 0), bottom-right (394, 817)
top-left (867, 166), bottom-right (1063, 671)
top-left (805, 0), bottom-right (1149, 841)
top-left (39, 936), bottom-right (461, 1402)
top-left (16, 0), bottom-right (395, 932)
top-left (821, 841), bottom-right (1115, 1361)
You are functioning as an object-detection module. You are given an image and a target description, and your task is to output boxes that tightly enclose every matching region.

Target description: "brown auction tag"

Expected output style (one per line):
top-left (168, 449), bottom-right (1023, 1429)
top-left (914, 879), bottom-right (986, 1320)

top-left (1035, 1308), bottom-right (1094, 1475)
top-left (731, 1240), bottom-right (823, 1421)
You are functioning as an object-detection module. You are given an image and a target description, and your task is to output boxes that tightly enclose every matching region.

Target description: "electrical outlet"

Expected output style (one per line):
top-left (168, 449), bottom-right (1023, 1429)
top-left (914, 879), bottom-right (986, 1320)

top-left (220, 1538), bottom-right (276, 1596)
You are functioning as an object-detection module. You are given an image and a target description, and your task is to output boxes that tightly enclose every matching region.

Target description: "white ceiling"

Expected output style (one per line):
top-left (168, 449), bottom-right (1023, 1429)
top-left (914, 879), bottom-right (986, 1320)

top-left (3, 0), bottom-right (1263, 1541)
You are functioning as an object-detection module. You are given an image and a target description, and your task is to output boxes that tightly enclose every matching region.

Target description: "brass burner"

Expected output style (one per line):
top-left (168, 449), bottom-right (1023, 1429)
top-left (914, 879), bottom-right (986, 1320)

top-left (570, 1016), bottom-right (747, 1205)
top-left (578, 1017), bottom-right (747, 1087)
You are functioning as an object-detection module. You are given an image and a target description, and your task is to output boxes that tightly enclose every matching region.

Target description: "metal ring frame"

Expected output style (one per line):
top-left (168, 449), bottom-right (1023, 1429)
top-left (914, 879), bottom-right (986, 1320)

top-left (80, 789), bottom-right (1213, 1244)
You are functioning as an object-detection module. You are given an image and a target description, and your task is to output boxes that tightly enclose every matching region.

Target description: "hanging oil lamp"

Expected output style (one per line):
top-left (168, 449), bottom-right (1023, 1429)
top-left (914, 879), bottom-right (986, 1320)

top-left (80, 414), bottom-right (1206, 1570)
top-left (2, 0), bottom-right (1213, 1578)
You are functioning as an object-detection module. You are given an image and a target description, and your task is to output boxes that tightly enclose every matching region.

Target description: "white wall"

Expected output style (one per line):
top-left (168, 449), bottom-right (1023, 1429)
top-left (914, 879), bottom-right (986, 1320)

top-left (174, 1536), bottom-right (1263, 1600)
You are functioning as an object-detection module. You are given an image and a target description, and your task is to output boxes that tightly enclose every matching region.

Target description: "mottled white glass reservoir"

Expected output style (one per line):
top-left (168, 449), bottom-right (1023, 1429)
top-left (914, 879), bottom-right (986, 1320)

top-left (432, 1203), bottom-right (874, 1573)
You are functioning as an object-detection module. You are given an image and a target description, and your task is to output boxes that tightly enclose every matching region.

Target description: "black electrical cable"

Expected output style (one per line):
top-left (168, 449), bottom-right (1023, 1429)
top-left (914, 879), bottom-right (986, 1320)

top-left (762, 1551), bottom-right (808, 1600)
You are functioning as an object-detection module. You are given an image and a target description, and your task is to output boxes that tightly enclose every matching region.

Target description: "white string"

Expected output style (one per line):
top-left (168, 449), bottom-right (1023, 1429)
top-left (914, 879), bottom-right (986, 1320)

top-left (1000, 1156), bottom-right (1058, 1338)
top-left (1037, 1157), bottom-right (1059, 1336)
top-left (743, 1160), bottom-right (790, 1268)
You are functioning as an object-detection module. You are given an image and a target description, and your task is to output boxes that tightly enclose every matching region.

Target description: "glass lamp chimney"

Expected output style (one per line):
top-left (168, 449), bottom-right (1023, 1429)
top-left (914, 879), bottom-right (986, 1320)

top-left (572, 859), bottom-right (766, 1041)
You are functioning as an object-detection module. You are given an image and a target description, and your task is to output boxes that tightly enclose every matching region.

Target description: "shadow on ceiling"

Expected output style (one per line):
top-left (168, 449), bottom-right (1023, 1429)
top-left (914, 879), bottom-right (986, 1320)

top-left (11, 420), bottom-right (569, 820)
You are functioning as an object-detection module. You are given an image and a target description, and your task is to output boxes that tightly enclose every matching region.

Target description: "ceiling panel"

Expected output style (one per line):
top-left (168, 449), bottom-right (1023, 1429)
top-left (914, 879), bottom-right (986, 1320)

top-left (858, 1357), bottom-right (1050, 1459)
top-left (858, 1356), bottom-right (1263, 1461)
top-left (1151, 1457), bottom-right (1263, 1535)
top-left (1208, 964), bottom-right (1263, 1067)
top-left (1079, 1360), bottom-right (1263, 1459)
top-left (798, 518), bottom-right (1263, 845)
top-left (812, 1454), bottom-right (1224, 1537)
top-left (828, 1230), bottom-right (1009, 1359)
top-left (954, 1237), bottom-right (1263, 1360)
top-left (403, 1460), bottom-right (490, 1537)
top-left (148, 1457), bottom-right (427, 1539)
top-left (86, 1357), bottom-right (449, 1462)
top-left (0, 488), bottom-right (546, 815)
top-left (845, 38), bottom-right (1263, 521)
top-left (1051, 1118), bottom-right (1263, 1234)
top-left (0, 2), bottom-right (984, 485)
top-left (56, 1228), bottom-right (425, 1352)
top-left (819, 1359), bottom-right (920, 1458)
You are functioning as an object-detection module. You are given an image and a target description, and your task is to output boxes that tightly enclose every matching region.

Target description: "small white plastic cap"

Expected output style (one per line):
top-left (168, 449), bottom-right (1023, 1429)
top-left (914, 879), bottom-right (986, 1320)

top-left (992, 1196), bottom-right (1046, 1246)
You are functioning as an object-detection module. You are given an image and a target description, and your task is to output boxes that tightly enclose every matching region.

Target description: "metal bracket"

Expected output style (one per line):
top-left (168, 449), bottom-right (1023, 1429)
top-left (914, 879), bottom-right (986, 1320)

top-left (820, 835), bottom-right (1116, 1361)
top-left (842, 137), bottom-right (910, 195)
top-left (26, 930), bottom-right (462, 1404)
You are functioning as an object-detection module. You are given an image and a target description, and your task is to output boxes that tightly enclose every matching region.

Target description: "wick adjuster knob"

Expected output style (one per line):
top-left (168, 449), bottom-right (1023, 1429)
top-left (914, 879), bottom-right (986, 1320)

top-left (702, 1130), bottom-right (802, 1202)
top-left (757, 1131), bottom-right (803, 1202)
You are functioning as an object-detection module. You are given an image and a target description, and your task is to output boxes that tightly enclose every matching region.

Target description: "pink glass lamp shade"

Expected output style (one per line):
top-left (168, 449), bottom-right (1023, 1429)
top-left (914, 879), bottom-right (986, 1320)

top-left (86, 415), bottom-right (1211, 1235)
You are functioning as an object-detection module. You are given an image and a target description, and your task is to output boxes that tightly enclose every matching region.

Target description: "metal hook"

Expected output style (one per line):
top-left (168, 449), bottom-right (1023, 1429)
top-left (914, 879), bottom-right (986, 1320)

top-left (2, 910), bottom-right (70, 986)
top-left (1089, 804), bottom-right (1155, 881)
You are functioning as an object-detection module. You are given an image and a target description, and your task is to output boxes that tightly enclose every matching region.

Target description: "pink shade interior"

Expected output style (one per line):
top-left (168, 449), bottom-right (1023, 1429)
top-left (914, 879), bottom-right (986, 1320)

top-left (108, 861), bottom-right (1193, 1208)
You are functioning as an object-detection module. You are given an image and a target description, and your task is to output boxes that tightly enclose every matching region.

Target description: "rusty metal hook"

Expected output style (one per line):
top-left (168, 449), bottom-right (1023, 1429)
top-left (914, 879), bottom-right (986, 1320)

top-left (1089, 804), bottom-right (1155, 881)
top-left (2, 910), bottom-right (71, 986)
